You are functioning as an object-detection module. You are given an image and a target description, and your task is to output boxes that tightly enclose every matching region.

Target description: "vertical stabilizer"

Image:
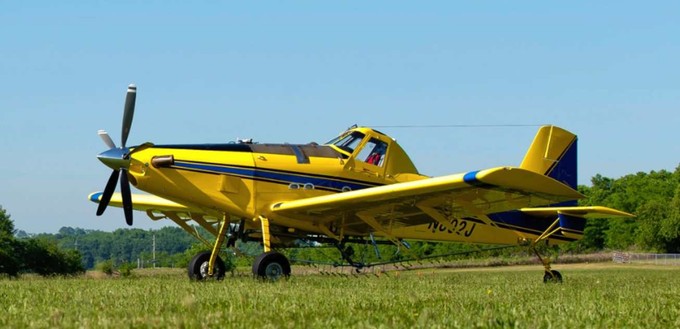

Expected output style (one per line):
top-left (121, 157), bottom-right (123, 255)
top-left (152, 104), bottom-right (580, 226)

top-left (520, 126), bottom-right (578, 190)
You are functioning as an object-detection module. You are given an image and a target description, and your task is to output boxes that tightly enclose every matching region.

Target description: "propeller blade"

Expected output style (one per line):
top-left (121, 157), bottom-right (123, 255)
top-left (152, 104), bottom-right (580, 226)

top-left (120, 170), bottom-right (133, 226)
top-left (98, 130), bottom-right (116, 149)
top-left (96, 170), bottom-right (120, 216)
top-left (121, 84), bottom-right (137, 148)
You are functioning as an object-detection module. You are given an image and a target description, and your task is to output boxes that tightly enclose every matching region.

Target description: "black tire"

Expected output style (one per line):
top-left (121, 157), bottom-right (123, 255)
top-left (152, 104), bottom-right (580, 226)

top-left (188, 251), bottom-right (226, 281)
top-left (252, 251), bottom-right (291, 281)
top-left (543, 270), bottom-right (563, 283)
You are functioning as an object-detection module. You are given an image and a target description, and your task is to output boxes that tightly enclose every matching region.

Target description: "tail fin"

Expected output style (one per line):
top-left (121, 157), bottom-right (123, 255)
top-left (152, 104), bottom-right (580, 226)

top-left (520, 126), bottom-right (578, 190)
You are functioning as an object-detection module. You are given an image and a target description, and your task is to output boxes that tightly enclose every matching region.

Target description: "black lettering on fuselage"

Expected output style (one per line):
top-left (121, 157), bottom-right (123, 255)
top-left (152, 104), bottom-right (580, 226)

top-left (427, 218), bottom-right (477, 237)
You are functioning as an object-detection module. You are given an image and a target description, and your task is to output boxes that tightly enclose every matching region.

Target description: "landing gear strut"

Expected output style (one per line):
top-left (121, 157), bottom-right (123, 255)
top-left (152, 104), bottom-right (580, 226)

top-left (529, 215), bottom-right (565, 283)
top-left (531, 244), bottom-right (563, 283)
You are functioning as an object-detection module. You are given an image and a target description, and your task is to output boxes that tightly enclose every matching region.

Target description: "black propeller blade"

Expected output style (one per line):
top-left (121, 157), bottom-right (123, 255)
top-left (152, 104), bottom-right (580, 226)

top-left (96, 170), bottom-right (120, 216)
top-left (95, 84), bottom-right (139, 226)
top-left (120, 170), bottom-right (133, 226)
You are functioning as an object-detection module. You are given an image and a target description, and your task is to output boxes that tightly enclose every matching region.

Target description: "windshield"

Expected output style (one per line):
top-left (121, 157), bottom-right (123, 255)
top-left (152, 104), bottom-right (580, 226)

top-left (326, 131), bottom-right (365, 154)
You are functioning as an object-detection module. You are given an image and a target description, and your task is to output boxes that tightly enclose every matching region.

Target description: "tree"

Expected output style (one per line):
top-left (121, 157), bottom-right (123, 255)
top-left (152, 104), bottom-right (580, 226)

top-left (658, 187), bottom-right (680, 252)
top-left (636, 185), bottom-right (680, 252)
top-left (0, 206), bottom-right (14, 236)
top-left (0, 205), bottom-right (84, 276)
top-left (21, 238), bottom-right (84, 275)
top-left (0, 206), bottom-right (20, 276)
top-left (575, 167), bottom-right (680, 251)
top-left (635, 200), bottom-right (669, 252)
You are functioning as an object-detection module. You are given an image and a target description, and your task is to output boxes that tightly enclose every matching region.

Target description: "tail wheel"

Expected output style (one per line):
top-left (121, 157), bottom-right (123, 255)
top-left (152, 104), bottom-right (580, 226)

top-left (543, 270), bottom-right (563, 283)
top-left (252, 251), bottom-right (291, 281)
top-left (188, 251), bottom-right (226, 281)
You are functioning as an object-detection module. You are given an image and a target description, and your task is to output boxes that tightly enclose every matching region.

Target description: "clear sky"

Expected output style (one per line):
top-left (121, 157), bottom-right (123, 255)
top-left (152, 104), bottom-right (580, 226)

top-left (1, 1), bottom-right (678, 233)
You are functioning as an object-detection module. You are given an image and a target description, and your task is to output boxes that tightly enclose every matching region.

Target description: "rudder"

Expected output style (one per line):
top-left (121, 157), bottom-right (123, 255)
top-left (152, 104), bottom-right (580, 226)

top-left (519, 126), bottom-right (578, 190)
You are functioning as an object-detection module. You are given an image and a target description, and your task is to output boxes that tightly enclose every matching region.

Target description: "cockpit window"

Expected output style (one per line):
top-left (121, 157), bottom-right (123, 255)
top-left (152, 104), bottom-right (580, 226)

top-left (326, 131), bottom-right (365, 154)
top-left (357, 138), bottom-right (388, 167)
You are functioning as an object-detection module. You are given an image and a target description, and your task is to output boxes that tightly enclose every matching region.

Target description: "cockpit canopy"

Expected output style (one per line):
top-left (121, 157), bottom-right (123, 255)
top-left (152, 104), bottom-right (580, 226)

top-left (326, 126), bottom-right (420, 176)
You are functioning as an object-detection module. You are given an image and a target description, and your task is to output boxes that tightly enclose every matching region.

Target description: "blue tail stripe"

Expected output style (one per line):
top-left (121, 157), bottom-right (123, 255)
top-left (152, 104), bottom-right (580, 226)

top-left (546, 137), bottom-right (577, 190)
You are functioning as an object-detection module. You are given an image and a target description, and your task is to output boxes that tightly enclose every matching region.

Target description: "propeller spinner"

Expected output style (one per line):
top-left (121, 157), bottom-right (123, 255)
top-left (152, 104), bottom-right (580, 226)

top-left (95, 84), bottom-right (140, 226)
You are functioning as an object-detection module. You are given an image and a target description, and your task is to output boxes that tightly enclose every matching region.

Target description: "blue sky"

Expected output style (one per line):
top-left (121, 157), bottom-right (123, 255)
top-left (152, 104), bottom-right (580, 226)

top-left (1, 1), bottom-right (679, 233)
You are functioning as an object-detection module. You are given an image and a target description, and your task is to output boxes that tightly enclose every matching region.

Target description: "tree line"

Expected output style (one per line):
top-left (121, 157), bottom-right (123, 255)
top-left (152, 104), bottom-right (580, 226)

top-left (19, 226), bottom-right (198, 270)
top-left (573, 166), bottom-right (680, 253)
top-left (1, 206), bottom-right (83, 276)
top-left (2, 165), bottom-right (680, 277)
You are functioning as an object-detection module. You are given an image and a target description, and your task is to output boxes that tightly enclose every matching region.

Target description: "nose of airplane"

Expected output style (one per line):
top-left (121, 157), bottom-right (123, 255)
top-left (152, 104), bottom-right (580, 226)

top-left (97, 147), bottom-right (130, 171)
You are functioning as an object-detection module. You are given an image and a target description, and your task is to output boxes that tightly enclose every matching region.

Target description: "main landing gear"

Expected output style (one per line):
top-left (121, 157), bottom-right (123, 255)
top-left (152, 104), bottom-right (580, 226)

top-left (186, 215), bottom-right (293, 282)
top-left (251, 216), bottom-right (291, 281)
top-left (252, 251), bottom-right (291, 281)
top-left (188, 251), bottom-right (226, 280)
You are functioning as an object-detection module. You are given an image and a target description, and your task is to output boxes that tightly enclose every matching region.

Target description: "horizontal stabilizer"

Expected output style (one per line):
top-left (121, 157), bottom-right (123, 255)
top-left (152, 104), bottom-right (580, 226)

top-left (520, 206), bottom-right (634, 219)
top-left (521, 206), bottom-right (634, 239)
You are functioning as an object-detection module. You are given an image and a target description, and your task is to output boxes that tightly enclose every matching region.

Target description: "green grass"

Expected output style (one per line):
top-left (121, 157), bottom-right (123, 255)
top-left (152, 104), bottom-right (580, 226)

top-left (1, 264), bottom-right (679, 328)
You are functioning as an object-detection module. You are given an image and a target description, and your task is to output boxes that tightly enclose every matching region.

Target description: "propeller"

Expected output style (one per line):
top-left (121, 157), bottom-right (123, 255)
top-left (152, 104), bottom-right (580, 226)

top-left (95, 84), bottom-right (144, 226)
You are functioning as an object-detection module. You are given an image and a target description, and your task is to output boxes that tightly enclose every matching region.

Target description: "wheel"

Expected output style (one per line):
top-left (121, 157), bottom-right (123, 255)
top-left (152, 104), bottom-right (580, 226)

top-left (543, 270), bottom-right (563, 283)
top-left (252, 251), bottom-right (291, 281)
top-left (188, 251), bottom-right (226, 281)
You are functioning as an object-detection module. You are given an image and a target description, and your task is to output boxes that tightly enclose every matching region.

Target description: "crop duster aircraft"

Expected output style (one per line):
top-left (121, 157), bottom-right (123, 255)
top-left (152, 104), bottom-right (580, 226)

top-left (90, 84), bottom-right (632, 282)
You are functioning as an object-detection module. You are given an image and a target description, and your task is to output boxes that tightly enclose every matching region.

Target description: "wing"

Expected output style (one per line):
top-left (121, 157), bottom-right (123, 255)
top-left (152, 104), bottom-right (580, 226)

top-left (89, 192), bottom-right (194, 213)
top-left (88, 192), bottom-right (222, 240)
top-left (269, 167), bottom-right (584, 236)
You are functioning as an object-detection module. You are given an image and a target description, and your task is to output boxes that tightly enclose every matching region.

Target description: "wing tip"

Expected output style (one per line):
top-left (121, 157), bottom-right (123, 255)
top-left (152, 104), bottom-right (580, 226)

top-left (88, 192), bottom-right (103, 203)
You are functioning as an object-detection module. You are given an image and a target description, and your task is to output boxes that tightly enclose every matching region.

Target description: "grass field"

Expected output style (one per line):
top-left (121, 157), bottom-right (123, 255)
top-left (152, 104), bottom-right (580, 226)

top-left (1, 263), bottom-right (679, 328)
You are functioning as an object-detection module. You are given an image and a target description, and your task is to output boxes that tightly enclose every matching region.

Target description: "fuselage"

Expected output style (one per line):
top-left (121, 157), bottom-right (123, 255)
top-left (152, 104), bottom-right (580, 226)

top-left (126, 127), bottom-right (582, 246)
top-left (129, 127), bottom-right (418, 218)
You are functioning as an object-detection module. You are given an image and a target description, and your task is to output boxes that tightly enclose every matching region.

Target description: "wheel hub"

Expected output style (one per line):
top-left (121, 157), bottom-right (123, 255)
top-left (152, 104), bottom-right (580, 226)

top-left (264, 263), bottom-right (283, 280)
top-left (199, 261), bottom-right (212, 278)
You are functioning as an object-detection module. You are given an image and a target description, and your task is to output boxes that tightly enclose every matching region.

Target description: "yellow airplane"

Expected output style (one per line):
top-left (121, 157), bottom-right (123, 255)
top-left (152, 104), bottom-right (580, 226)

top-left (89, 84), bottom-right (632, 282)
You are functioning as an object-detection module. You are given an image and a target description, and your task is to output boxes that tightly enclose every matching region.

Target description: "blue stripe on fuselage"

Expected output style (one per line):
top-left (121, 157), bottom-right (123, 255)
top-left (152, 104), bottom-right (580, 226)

top-left (172, 161), bottom-right (379, 192)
